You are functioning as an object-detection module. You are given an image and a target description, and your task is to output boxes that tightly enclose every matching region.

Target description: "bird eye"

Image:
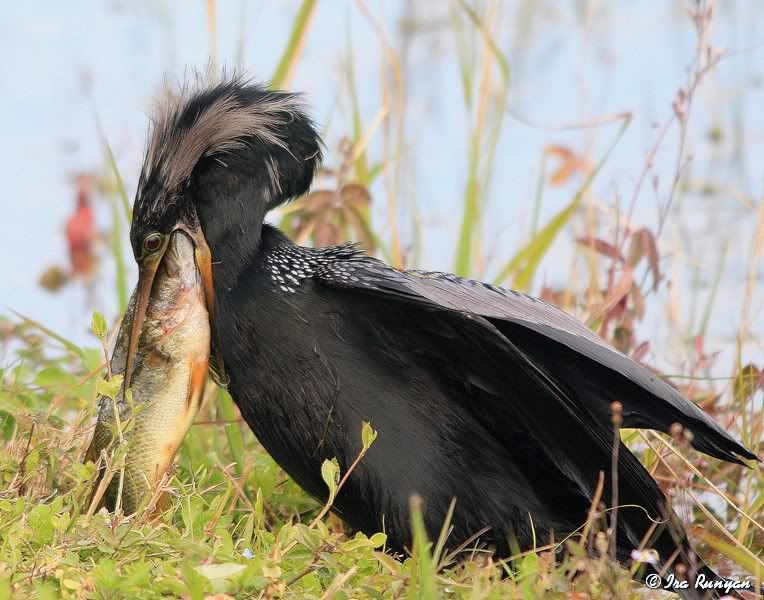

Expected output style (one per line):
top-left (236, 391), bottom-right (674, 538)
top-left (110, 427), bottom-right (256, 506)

top-left (143, 233), bottom-right (163, 253)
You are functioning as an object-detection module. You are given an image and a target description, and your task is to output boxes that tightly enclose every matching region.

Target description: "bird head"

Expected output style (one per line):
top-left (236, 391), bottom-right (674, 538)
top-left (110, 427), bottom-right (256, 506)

top-left (124, 74), bottom-right (322, 389)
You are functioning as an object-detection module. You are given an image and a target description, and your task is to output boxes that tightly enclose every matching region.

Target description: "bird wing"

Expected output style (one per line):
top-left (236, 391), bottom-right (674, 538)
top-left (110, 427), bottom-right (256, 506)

top-left (311, 250), bottom-right (720, 575)
top-left (313, 252), bottom-right (756, 465)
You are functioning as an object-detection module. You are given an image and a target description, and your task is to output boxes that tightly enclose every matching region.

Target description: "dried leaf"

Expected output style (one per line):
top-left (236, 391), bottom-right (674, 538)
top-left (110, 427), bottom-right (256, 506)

top-left (694, 335), bottom-right (705, 359)
top-left (589, 267), bottom-right (633, 329)
top-left (340, 183), bottom-right (371, 208)
top-left (314, 219), bottom-right (339, 246)
top-left (539, 286), bottom-right (569, 309)
top-left (301, 190), bottom-right (336, 216)
top-left (545, 145), bottom-right (589, 186)
top-left (612, 325), bottom-right (632, 354)
top-left (39, 266), bottom-right (69, 292)
top-left (344, 205), bottom-right (375, 252)
top-left (628, 228), bottom-right (661, 291)
top-left (630, 284), bottom-right (646, 320)
top-left (576, 236), bottom-right (625, 262)
top-left (733, 364), bottom-right (762, 404)
top-left (631, 340), bottom-right (650, 362)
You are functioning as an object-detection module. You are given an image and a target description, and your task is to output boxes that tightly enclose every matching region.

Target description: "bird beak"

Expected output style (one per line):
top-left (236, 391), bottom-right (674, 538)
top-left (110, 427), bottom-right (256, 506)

top-left (123, 237), bottom-right (169, 392)
top-left (122, 223), bottom-right (221, 394)
top-left (186, 225), bottom-right (216, 328)
top-left (187, 224), bottom-right (228, 385)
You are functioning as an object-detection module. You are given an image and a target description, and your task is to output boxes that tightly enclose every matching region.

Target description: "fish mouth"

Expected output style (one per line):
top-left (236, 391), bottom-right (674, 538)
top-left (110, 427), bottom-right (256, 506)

top-left (160, 230), bottom-right (196, 279)
top-left (123, 222), bottom-right (219, 393)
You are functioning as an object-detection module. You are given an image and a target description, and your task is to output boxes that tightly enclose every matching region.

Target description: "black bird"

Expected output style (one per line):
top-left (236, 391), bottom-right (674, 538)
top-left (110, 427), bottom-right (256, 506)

top-left (125, 75), bottom-right (756, 598)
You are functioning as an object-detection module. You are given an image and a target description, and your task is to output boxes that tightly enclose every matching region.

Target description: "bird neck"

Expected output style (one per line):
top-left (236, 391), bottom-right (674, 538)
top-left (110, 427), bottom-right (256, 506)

top-left (196, 218), bottom-right (266, 295)
top-left (191, 168), bottom-right (274, 291)
top-left (207, 220), bottom-right (265, 293)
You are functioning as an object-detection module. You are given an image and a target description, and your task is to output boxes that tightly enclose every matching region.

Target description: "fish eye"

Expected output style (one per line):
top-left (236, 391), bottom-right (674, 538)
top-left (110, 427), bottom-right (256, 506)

top-left (143, 233), bottom-right (163, 253)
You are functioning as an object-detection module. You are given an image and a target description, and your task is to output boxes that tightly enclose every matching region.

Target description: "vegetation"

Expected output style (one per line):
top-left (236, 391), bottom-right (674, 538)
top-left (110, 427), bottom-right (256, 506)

top-left (1, 1), bottom-right (761, 598)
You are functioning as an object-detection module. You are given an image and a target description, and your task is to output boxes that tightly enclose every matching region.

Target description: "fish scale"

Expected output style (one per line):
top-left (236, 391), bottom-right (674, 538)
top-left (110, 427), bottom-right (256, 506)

top-left (85, 230), bottom-right (210, 514)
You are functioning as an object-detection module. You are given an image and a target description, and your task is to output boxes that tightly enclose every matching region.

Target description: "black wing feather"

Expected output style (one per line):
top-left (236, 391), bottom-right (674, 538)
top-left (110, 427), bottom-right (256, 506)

top-left (312, 254), bottom-right (740, 595)
top-left (315, 256), bottom-right (756, 465)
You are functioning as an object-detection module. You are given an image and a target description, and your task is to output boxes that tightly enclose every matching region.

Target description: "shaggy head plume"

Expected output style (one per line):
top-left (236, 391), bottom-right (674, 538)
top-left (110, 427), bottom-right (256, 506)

top-left (130, 72), bottom-right (322, 253)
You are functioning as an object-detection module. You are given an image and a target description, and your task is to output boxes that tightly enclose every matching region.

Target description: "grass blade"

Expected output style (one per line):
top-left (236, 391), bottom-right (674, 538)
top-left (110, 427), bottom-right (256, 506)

top-left (455, 0), bottom-right (510, 83)
top-left (110, 197), bottom-right (129, 313)
top-left (452, 1), bottom-right (511, 276)
top-left (219, 388), bottom-right (245, 477)
top-left (10, 311), bottom-right (85, 360)
top-left (270, 0), bottom-right (317, 89)
top-left (95, 117), bottom-right (132, 223)
top-left (91, 107), bottom-right (132, 313)
top-left (697, 529), bottom-right (763, 578)
top-left (408, 495), bottom-right (438, 600)
top-left (346, 26), bottom-right (369, 186)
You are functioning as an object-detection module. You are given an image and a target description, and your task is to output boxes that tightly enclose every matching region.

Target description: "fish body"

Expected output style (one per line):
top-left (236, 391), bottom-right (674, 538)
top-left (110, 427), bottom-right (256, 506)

top-left (85, 230), bottom-right (210, 514)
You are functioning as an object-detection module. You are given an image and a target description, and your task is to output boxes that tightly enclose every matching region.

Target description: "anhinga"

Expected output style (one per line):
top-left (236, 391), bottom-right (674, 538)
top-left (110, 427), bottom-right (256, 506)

top-left (125, 75), bottom-right (756, 598)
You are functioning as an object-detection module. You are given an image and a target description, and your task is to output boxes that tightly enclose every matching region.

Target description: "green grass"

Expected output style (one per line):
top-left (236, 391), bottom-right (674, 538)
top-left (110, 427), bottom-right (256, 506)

top-left (0, 349), bottom-right (706, 599)
top-left (1, 1), bottom-right (762, 598)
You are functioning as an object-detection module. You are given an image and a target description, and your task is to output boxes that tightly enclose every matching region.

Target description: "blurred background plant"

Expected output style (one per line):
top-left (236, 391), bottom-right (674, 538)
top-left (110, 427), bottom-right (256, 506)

top-left (0, 0), bottom-right (761, 597)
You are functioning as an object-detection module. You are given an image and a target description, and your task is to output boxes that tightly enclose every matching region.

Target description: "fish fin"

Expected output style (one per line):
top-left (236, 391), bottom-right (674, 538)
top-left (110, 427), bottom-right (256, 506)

top-left (186, 355), bottom-right (210, 411)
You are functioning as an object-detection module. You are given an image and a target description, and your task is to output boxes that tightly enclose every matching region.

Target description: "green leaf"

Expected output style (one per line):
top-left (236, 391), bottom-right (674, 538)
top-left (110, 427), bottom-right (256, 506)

top-left (32, 582), bottom-right (56, 600)
top-left (96, 375), bottom-right (123, 401)
top-left (452, 0), bottom-right (511, 276)
top-left (24, 448), bottom-right (40, 472)
top-left (91, 312), bottom-right (108, 344)
top-left (34, 366), bottom-right (73, 389)
top-left (346, 25), bottom-right (369, 186)
top-left (155, 578), bottom-right (186, 596)
top-left (93, 558), bottom-right (119, 592)
top-left (361, 421), bottom-right (378, 452)
top-left (321, 458), bottom-right (340, 504)
top-left (93, 111), bottom-right (131, 312)
top-left (291, 524), bottom-right (323, 551)
top-left (253, 487), bottom-right (265, 532)
top-left (697, 529), bottom-right (763, 579)
top-left (341, 532), bottom-right (387, 552)
top-left (181, 563), bottom-right (211, 600)
top-left (28, 504), bottom-right (54, 546)
top-left (196, 563), bottom-right (247, 582)
top-left (82, 348), bottom-right (106, 372)
top-left (455, 0), bottom-right (510, 83)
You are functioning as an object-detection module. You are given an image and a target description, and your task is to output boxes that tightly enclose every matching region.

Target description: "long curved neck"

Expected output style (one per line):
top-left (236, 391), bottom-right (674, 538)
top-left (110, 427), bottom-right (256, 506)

top-left (192, 172), bottom-right (270, 293)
